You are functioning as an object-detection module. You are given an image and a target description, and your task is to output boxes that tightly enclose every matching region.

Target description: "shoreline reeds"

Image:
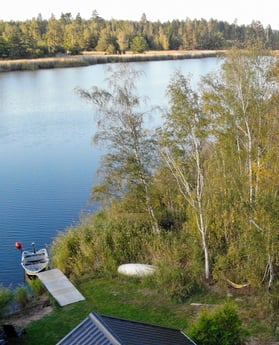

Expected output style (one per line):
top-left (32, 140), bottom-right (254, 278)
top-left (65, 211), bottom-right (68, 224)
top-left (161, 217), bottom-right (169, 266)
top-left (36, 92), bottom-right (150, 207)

top-left (0, 50), bottom-right (222, 73)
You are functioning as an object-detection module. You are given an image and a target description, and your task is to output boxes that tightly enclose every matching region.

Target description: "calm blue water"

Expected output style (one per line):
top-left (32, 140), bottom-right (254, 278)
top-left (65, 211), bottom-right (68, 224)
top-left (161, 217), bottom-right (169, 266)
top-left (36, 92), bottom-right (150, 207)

top-left (0, 57), bottom-right (221, 287)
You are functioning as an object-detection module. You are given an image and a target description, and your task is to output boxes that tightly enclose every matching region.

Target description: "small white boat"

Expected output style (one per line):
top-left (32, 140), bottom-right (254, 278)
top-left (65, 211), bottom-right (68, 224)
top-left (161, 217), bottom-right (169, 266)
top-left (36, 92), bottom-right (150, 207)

top-left (21, 247), bottom-right (49, 276)
top-left (117, 263), bottom-right (157, 277)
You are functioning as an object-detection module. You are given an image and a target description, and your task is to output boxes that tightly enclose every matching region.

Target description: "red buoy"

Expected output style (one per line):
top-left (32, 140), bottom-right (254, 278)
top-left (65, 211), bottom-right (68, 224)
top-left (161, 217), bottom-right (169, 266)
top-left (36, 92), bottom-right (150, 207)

top-left (15, 242), bottom-right (22, 250)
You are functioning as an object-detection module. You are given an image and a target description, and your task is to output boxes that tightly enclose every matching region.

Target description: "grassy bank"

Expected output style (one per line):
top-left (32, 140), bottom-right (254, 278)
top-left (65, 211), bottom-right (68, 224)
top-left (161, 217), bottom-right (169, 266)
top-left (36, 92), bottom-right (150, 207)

top-left (0, 50), bottom-right (221, 72)
top-left (2, 274), bottom-right (278, 345)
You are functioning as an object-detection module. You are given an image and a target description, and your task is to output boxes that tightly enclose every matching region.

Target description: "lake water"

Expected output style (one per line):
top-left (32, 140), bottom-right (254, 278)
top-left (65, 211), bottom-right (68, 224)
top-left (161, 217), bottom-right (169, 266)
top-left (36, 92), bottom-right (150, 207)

top-left (0, 57), bottom-right (221, 287)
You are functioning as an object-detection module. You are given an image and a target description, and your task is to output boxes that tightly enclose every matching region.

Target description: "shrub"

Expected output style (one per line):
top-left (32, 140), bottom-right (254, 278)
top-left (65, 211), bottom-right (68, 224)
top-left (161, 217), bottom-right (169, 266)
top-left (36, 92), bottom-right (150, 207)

top-left (14, 285), bottom-right (29, 308)
top-left (0, 284), bottom-right (13, 317)
top-left (28, 278), bottom-right (46, 296)
top-left (155, 264), bottom-right (202, 302)
top-left (268, 292), bottom-right (279, 335)
top-left (189, 303), bottom-right (248, 345)
top-left (150, 233), bottom-right (204, 302)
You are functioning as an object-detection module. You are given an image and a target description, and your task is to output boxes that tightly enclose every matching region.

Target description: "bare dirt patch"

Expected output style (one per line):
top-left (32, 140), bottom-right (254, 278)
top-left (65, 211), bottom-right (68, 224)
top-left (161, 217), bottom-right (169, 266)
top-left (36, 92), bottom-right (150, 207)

top-left (3, 295), bottom-right (53, 328)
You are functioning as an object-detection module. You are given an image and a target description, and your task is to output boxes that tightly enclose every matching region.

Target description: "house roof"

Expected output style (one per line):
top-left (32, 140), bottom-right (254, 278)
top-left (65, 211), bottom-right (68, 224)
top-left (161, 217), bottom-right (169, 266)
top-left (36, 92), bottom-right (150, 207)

top-left (57, 312), bottom-right (197, 345)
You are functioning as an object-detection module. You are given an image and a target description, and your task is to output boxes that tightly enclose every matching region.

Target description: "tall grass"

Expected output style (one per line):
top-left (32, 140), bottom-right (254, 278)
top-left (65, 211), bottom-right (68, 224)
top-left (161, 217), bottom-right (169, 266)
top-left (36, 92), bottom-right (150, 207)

top-left (0, 284), bottom-right (13, 318)
top-left (51, 212), bottom-right (156, 278)
top-left (51, 210), bottom-right (205, 302)
top-left (14, 285), bottom-right (29, 308)
top-left (0, 51), bottom-right (220, 72)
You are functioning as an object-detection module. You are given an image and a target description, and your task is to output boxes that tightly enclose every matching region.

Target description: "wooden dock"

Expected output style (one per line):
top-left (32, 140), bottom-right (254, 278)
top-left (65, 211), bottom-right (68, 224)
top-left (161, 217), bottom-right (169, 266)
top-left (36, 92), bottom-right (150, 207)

top-left (37, 268), bottom-right (85, 306)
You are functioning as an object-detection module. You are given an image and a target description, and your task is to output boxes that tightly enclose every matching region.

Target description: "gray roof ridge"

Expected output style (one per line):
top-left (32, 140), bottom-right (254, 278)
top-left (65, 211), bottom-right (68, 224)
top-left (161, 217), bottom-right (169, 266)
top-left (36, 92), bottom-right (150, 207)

top-left (99, 312), bottom-right (183, 332)
top-left (90, 312), bottom-right (123, 345)
top-left (56, 317), bottom-right (90, 345)
top-left (180, 330), bottom-right (198, 345)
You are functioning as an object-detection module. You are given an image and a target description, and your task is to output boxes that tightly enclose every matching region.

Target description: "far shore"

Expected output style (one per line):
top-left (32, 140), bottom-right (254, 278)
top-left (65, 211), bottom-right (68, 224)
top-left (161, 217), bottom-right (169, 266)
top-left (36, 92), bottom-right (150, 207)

top-left (0, 50), bottom-right (225, 73)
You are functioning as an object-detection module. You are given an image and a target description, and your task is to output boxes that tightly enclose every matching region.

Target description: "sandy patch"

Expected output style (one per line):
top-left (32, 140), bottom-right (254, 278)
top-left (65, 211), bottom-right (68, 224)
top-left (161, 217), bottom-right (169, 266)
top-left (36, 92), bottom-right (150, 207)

top-left (3, 295), bottom-right (53, 328)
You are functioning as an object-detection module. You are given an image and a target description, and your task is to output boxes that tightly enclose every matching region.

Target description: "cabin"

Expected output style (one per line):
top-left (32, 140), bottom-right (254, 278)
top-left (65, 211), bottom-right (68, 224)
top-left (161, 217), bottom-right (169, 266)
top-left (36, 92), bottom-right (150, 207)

top-left (57, 311), bottom-right (197, 345)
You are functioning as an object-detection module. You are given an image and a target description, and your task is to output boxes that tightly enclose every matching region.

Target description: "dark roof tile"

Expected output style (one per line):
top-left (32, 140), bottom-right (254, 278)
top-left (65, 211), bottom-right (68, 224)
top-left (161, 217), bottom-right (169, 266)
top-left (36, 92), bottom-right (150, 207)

top-left (98, 313), bottom-right (196, 345)
top-left (57, 316), bottom-right (118, 345)
top-left (57, 312), bottom-right (197, 345)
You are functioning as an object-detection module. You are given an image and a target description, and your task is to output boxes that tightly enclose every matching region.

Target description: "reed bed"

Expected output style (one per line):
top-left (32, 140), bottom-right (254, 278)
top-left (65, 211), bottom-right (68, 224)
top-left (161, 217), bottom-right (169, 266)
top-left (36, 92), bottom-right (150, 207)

top-left (0, 50), bottom-right (221, 73)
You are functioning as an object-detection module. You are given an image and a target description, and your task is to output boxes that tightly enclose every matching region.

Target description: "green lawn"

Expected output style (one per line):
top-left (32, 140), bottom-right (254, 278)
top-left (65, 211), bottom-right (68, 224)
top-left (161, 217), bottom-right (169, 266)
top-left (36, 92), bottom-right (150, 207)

top-left (6, 274), bottom-right (278, 345)
top-left (19, 275), bottom-right (195, 344)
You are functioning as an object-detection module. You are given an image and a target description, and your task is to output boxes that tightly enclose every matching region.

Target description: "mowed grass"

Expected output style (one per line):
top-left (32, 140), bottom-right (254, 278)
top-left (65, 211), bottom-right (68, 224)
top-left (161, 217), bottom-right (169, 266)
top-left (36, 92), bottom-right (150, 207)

top-left (21, 275), bottom-right (193, 345)
top-left (7, 274), bottom-right (279, 345)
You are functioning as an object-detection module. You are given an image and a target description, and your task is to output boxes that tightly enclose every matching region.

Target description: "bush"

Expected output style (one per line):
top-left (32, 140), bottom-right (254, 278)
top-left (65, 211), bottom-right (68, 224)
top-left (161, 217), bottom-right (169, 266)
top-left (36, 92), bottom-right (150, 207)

top-left (155, 264), bottom-right (202, 302)
top-left (189, 303), bottom-right (248, 345)
top-left (14, 285), bottom-right (29, 308)
top-left (268, 292), bottom-right (279, 335)
top-left (149, 233), bottom-right (204, 302)
top-left (0, 284), bottom-right (13, 317)
top-left (28, 277), bottom-right (46, 296)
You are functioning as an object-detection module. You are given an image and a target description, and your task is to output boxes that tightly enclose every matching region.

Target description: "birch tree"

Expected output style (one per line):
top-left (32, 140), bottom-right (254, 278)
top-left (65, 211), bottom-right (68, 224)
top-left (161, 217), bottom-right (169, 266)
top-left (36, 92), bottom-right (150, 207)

top-left (202, 49), bottom-right (279, 286)
top-left (160, 71), bottom-right (212, 280)
top-left (77, 64), bottom-right (160, 234)
top-left (203, 49), bottom-right (278, 206)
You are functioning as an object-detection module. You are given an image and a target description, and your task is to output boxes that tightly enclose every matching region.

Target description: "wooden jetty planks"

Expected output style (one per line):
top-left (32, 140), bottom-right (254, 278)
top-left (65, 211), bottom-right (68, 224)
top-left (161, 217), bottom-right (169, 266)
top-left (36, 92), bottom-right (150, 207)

top-left (37, 268), bottom-right (85, 306)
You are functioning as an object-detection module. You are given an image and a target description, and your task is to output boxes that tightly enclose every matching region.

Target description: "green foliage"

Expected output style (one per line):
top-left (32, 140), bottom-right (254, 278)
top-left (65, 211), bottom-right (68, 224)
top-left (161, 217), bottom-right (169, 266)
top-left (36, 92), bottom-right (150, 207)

top-left (78, 63), bottom-right (160, 234)
top-left (189, 303), bottom-right (248, 345)
top-left (155, 263), bottom-right (203, 302)
top-left (51, 225), bottom-right (86, 277)
top-left (28, 277), bottom-right (46, 296)
top-left (52, 49), bottom-right (279, 296)
top-left (52, 207), bottom-right (206, 301)
top-left (0, 284), bottom-right (13, 317)
top-left (161, 69), bottom-right (212, 280)
top-left (1, 47), bottom-right (279, 344)
top-left (147, 232), bottom-right (204, 301)
top-left (202, 49), bottom-right (279, 286)
top-left (11, 275), bottom-right (278, 345)
top-left (22, 276), bottom-right (191, 345)
top-left (130, 36), bottom-right (148, 53)
top-left (1, 15), bottom-right (278, 59)
top-left (51, 211), bottom-right (156, 279)
top-left (14, 285), bottom-right (29, 308)
top-left (51, 209), bottom-right (205, 302)
top-left (268, 292), bottom-right (279, 335)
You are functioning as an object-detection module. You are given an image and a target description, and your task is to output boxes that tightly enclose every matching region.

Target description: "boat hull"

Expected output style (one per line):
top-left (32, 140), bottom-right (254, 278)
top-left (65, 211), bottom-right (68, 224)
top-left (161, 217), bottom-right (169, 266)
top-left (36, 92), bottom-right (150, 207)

top-left (117, 263), bottom-right (157, 277)
top-left (21, 248), bottom-right (49, 276)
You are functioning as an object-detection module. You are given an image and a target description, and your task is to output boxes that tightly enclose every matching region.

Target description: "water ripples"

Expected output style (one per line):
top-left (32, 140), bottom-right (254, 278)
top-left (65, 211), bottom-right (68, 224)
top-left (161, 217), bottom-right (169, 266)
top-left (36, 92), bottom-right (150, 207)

top-left (0, 58), bottom-right (221, 287)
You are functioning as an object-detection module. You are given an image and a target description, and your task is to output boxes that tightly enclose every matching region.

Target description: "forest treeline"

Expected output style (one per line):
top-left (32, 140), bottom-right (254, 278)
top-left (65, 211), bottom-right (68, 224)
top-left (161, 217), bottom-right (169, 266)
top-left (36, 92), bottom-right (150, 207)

top-left (1, 11), bottom-right (279, 59)
top-left (51, 49), bottom-right (279, 308)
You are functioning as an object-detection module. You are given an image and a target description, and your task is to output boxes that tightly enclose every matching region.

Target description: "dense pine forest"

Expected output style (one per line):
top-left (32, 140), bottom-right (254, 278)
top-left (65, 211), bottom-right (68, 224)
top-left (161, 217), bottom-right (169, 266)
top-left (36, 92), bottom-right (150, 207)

top-left (0, 11), bottom-right (279, 58)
